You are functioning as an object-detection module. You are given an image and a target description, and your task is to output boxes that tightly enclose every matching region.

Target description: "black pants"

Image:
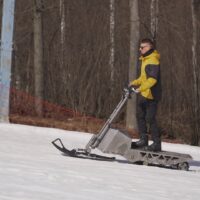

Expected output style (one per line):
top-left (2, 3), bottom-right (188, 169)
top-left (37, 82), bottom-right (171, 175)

top-left (136, 95), bottom-right (160, 143)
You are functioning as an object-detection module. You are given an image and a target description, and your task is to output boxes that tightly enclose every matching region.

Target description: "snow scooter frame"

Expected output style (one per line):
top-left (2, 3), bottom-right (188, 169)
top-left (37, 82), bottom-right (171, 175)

top-left (52, 87), bottom-right (131, 161)
top-left (52, 87), bottom-right (193, 170)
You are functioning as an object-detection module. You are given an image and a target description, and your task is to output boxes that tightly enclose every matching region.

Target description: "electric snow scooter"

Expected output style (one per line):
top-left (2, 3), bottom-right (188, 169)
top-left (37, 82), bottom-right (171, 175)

top-left (52, 87), bottom-right (192, 170)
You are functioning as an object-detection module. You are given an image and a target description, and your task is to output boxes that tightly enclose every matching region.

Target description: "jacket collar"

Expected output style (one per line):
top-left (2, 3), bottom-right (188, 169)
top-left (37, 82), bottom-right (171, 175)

top-left (142, 48), bottom-right (154, 57)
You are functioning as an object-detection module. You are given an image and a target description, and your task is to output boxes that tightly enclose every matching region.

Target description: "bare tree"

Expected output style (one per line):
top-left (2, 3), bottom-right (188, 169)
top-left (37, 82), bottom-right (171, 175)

top-left (191, 0), bottom-right (200, 145)
top-left (60, 0), bottom-right (65, 70)
top-left (126, 0), bottom-right (140, 130)
top-left (150, 0), bottom-right (159, 45)
top-left (110, 0), bottom-right (115, 84)
top-left (33, 0), bottom-right (44, 116)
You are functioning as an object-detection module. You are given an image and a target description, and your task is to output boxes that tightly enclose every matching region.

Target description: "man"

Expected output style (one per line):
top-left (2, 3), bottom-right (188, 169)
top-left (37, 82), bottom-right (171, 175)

top-left (130, 38), bottom-right (161, 152)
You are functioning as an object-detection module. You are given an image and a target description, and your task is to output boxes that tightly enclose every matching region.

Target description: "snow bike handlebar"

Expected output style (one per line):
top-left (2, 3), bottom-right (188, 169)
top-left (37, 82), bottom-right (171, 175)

top-left (123, 86), bottom-right (138, 95)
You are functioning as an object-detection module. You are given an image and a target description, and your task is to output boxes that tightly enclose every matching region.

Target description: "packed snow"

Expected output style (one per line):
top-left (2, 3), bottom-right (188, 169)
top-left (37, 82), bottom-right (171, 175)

top-left (0, 123), bottom-right (200, 200)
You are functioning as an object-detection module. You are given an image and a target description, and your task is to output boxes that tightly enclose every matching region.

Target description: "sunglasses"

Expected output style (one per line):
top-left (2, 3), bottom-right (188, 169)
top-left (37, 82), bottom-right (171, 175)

top-left (139, 45), bottom-right (148, 50)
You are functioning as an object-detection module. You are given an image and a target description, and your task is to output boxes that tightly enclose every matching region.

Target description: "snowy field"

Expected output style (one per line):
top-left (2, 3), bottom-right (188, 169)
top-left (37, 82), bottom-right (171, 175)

top-left (0, 123), bottom-right (200, 200)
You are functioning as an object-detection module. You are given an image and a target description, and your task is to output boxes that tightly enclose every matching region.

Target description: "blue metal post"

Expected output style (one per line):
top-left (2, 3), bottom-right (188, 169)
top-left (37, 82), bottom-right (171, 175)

top-left (0, 0), bottom-right (16, 122)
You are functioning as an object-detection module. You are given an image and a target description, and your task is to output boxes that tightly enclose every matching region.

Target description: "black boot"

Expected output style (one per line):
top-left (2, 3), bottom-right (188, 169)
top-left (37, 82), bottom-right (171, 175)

top-left (131, 135), bottom-right (148, 149)
top-left (145, 141), bottom-right (161, 152)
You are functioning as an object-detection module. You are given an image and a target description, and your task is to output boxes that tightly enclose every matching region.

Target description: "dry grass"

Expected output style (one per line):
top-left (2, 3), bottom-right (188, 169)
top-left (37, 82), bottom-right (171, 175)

top-left (9, 114), bottom-right (183, 144)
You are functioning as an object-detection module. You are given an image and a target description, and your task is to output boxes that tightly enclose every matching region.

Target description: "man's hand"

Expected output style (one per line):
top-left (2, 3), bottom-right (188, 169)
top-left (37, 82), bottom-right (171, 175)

top-left (128, 84), bottom-right (140, 93)
top-left (135, 88), bottom-right (140, 93)
top-left (127, 85), bottom-right (140, 94)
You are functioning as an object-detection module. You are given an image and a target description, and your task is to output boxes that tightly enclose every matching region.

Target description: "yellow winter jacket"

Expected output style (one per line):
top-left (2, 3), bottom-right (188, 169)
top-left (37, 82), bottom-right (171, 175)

top-left (131, 50), bottom-right (161, 100)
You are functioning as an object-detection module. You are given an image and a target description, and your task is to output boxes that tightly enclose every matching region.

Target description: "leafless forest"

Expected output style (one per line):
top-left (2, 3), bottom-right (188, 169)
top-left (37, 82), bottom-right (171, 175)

top-left (0, 0), bottom-right (200, 145)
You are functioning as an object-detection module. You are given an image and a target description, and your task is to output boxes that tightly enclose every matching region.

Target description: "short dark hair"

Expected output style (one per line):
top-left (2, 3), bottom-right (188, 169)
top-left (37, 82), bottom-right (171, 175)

top-left (140, 38), bottom-right (154, 48)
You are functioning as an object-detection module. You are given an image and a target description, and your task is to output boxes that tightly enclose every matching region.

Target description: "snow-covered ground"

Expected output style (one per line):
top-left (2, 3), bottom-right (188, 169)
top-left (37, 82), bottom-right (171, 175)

top-left (0, 123), bottom-right (200, 200)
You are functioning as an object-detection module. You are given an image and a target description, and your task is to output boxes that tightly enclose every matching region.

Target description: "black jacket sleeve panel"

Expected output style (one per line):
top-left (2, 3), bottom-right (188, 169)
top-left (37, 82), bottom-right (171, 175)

top-left (145, 64), bottom-right (160, 80)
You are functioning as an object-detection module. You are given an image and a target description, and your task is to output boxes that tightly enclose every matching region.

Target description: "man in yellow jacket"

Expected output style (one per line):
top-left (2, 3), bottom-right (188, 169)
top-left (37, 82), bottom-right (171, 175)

top-left (130, 38), bottom-right (162, 152)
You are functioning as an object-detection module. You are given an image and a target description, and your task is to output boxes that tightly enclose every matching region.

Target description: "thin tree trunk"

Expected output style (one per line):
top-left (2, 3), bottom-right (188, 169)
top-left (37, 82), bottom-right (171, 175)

top-left (191, 0), bottom-right (200, 145)
top-left (33, 0), bottom-right (44, 117)
top-left (60, 0), bottom-right (65, 70)
top-left (126, 0), bottom-right (140, 130)
top-left (110, 0), bottom-right (115, 84)
top-left (150, 0), bottom-right (158, 45)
